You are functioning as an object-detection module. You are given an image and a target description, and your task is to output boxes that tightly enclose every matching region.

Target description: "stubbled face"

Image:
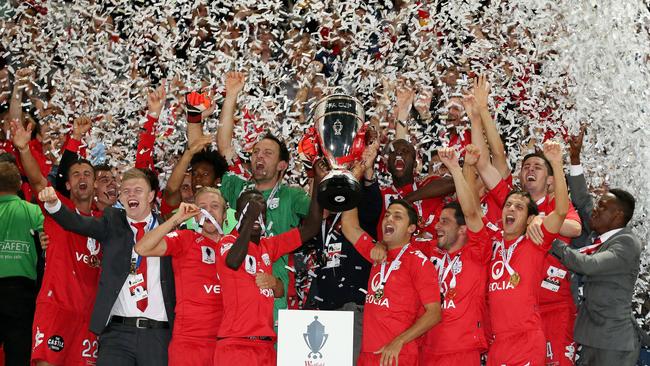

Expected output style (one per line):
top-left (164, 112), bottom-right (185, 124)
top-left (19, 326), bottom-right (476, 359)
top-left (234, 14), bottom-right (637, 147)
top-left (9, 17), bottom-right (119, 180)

top-left (445, 97), bottom-right (464, 126)
top-left (181, 174), bottom-right (194, 203)
top-left (519, 156), bottom-right (551, 196)
top-left (66, 163), bottom-right (95, 202)
top-left (502, 193), bottom-right (531, 237)
top-left (382, 204), bottom-right (415, 246)
top-left (387, 140), bottom-right (416, 181)
top-left (191, 161), bottom-right (216, 190)
top-left (195, 192), bottom-right (225, 235)
top-left (589, 193), bottom-right (621, 235)
top-left (251, 138), bottom-right (283, 183)
top-left (119, 178), bottom-right (154, 220)
top-left (435, 208), bottom-right (461, 250)
top-left (94, 169), bottom-right (118, 207)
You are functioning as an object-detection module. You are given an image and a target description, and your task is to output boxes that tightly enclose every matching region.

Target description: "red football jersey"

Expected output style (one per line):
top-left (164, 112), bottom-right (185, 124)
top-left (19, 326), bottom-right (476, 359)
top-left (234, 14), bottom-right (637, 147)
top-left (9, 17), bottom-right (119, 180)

top-left (163, 230), bottom-right (223, 338)
top-left (378, 176), bottom-right (446, 241)
top-left (534, 196), bottom-right (581, 308)
top-left (423, 227), bottom-right (491, 355)
top-left (354, 233), bottom-right (440, 356)
top-left (216, 228), bottom-right (302, 338)
top-left (480, 176), bottom-right (513, 226)
top-left (487, 225), bottom-right (558, 335)
top-left (37, 191), bottom-right (102, 313)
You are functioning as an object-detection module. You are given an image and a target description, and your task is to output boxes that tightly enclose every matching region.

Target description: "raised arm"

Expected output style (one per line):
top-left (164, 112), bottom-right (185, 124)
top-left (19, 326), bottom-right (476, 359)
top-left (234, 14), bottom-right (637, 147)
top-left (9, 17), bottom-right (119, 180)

top-left (568, 126), bottom-right (593, 232)
top-left (11, 121), bottom-right (48, 194)
top-left (136, 82), bottom-right (166, 170)
top-left (135, 203), bottom-right (200, 257)
top-left (217, 72), bottom-right (246, 163)
top-left (38, 186), bottom-right (110, 242)
top-left (8, 68), bottom-right (32, 125)
top-left (403, 176), bottom-right (455, 204)
top-left (540, 141), bottom-right (569, 233)
top-left (473, 75), bottom-right (509, 178)
top-left (163, 135), bottom-right (213, 209)
top-left (394, 85), bottom-right (415, 140)
top-left (298, 159), bottom-right (326, 243)
top-left (225, 198), bottom-right (264, 270)
top-left (438, 146), bottom-right (484, 232)
top-left (341, 163), bottom-right (368, 245)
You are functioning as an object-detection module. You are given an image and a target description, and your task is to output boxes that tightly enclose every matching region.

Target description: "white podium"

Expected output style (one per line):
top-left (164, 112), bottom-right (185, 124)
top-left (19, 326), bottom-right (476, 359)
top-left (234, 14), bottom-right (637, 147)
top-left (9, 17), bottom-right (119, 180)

top-left (277, 309), bottom-right (354, 366)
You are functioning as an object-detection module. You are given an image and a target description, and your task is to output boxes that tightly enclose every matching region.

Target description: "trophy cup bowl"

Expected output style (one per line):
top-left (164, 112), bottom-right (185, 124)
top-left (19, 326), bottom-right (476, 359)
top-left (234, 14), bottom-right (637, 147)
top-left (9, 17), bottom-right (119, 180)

top-left (311, 94), bottom-right (366, 212)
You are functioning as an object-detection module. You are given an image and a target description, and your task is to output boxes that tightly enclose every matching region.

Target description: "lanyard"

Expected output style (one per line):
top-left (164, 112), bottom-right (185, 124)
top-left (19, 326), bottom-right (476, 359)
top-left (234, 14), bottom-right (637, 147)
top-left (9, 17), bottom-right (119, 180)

top-left (197, 208), bottom-right (224, 235)
top-left (379, 244), bottom-right (410, 289)
top-left (131, 217), bottom-right (157, 271)
top-left (496, 235), bottom-right (524, 277)
top-left (438, 253), bottom-right (461, 289)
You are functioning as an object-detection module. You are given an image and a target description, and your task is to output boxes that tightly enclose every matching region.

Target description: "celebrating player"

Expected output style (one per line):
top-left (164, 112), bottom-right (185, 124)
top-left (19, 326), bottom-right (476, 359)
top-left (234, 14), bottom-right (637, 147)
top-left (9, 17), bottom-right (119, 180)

top-left (134, 187), bottom-right (227, 366)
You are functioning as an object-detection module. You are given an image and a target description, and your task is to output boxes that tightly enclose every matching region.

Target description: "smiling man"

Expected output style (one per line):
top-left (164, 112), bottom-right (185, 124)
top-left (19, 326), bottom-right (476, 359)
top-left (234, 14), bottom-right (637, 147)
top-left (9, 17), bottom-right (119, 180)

top-left (11, 120), bottom-right (102, 366)
top-left (135, 187), bottom-right (227, 366)
top-left (342, 159), bottom-right (442, 366)
top-left (39, 168), bottom-right (176, 366)
top-left (378, 139), bottom-right (455, 241)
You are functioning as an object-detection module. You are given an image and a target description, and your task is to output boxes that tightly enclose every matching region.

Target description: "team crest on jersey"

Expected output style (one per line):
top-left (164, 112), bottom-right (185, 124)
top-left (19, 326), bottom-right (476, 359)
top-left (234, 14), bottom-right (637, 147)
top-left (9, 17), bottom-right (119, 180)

top-left (166, 232), bottom-right (179, 238)
top-left (202, 246), bottom-right (215, 264)
top-left (220, 243), bottom-right (233, 256)
top-left (245, 255), bottom-right (257, 274)
top-left (452, 258), bottom-right (463, 275)
top-left (261, 253), bottom-right (271, 266)
top-left (34, 327), bottom-right (44, 349)
top-left (412, 249), bottom-right (428, 266)
top-left (481, 201), bottom-right (489, 215)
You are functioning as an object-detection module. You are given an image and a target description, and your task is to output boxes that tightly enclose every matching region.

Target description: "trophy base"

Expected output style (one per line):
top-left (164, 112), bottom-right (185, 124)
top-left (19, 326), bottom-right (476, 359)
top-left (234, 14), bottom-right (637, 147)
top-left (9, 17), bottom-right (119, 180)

top-left (317, 170), bottom-right (361, 212)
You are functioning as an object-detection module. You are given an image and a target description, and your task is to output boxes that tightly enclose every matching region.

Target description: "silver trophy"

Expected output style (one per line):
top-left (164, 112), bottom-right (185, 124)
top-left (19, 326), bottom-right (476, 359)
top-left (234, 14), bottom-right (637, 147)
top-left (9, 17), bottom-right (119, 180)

top-left (311, 94), bottom-right (367, 212)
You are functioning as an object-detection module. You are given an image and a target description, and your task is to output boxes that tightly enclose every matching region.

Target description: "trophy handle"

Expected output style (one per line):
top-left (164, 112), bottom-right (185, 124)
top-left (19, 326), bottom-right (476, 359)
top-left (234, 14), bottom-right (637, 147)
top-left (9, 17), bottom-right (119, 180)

top-left (319, 334), bottom-right (329, 350)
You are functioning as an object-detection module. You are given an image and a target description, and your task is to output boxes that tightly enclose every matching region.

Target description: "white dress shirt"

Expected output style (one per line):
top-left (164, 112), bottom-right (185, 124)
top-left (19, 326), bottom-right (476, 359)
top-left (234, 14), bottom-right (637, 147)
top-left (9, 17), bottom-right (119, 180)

top-left (109, 213), bottom-right (168, 321)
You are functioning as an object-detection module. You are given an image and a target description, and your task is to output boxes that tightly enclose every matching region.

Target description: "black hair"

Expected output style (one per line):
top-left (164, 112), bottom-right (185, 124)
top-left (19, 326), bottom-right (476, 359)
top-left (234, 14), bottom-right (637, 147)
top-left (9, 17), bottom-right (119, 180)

top-left (190, 149), bottom-right (229, 182)
top-left (260, 133), bottom-right (290, 163)
top-left (387, 199), bottom-right (419, 226)
top-left (236, 189), bottom-right (264, 213)
top-left (68, 159), bottom-right (95, 175)
top-left (443, 201), bottom-right (466, 226)
top-left (94, 163), bottom-right (112, 173)
top-left (609, 188), bottom-right (635, 225)
top-left (522, 152), bottom-right (553, 176)
top-left (504, 189), bottom-right (539, 217)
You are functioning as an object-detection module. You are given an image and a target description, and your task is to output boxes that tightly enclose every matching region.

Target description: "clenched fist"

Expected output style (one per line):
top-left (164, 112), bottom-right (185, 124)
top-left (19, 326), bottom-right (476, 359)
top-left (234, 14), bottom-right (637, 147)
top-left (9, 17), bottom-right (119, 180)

top-left (38, 186), bottom-right (59, 205)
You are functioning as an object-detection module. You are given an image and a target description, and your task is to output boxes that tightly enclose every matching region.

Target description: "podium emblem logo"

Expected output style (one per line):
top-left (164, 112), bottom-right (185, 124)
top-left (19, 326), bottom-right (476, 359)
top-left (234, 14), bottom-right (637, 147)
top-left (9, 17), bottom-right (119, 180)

top-left (304, 316), bottom-right (328, 360)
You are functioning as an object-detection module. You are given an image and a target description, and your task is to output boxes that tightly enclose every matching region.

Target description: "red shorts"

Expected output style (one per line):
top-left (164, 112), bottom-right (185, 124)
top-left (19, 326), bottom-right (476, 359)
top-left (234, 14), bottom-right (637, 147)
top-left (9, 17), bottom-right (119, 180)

top-left (540, 305), bottom-right (576, 366)
top-left (419, 350), bottom-right (482, 366)
top-left (169, 335), bottom-right (216, 366)
top-left (213, 338), bottom-right (275, 366)
top-left (358, 351), bottom-right (418, 366)
top-left (487, 329), bottom-right (546, 366)
top-left (31, 302), bottom-right (97, 366)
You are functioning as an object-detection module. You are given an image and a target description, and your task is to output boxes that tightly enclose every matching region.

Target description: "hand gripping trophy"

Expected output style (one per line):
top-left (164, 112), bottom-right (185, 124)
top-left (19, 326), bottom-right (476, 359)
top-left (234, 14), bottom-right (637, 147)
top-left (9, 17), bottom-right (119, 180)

top-left (299, 94), bottom-right (368, 212)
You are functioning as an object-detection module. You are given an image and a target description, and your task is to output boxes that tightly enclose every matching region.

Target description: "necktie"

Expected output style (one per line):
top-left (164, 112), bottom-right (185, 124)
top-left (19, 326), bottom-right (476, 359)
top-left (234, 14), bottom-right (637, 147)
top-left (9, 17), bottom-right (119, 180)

top-left (131, 222), bottom-right (148, 312)
top-left (579, 237), bottom-right (603, 255)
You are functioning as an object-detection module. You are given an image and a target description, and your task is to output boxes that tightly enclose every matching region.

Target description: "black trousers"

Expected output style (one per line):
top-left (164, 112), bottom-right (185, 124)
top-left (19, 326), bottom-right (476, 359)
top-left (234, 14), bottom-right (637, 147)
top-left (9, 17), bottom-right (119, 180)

top-left (0, 277), bottom-right (37, 366)
top-left (97, 322), bottom-right (171, 366)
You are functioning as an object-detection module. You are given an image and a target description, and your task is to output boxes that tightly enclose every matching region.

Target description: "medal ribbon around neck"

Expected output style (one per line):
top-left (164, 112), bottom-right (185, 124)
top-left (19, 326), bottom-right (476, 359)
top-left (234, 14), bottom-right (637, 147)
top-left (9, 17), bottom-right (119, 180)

top-left (438, 253), bottom-right (461, 291)
top-left (499, 235), bottom-right (525, 278)
top-left (76, 208), bottom-right (100, 258)
top-left (379, 244), bottom-right (410, 292)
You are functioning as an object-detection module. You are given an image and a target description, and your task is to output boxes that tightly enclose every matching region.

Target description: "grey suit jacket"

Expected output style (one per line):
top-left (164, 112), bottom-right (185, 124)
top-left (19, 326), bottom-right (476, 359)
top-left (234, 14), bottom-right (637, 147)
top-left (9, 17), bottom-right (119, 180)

top-left (551, 227), bottom-right (642, 351)
top-left (49, 204), bottom-right (176, 335)
top-left (567, 173), bottom-right (594, 248)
